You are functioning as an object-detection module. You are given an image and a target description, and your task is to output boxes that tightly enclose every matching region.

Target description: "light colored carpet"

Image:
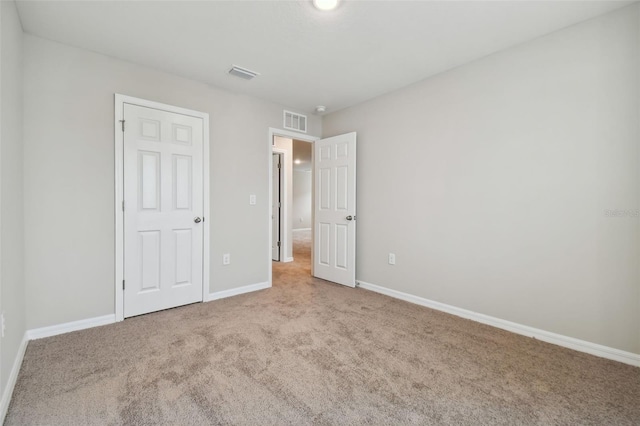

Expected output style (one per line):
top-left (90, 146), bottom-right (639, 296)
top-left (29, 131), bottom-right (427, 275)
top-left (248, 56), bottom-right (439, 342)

top-left (5, 230), bottom-right (640, 425)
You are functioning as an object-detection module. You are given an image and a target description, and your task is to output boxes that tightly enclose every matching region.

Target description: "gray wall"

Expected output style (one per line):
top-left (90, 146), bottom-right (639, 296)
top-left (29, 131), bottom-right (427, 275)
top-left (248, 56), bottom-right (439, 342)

top-left (23, 35), bottom-right (320, 329)
top-left (293, 171), bottom-right (312, 230)
top-left (323, 5), bottom-right (640, 354)
top-left (0, 0), bottom-right (25, 400)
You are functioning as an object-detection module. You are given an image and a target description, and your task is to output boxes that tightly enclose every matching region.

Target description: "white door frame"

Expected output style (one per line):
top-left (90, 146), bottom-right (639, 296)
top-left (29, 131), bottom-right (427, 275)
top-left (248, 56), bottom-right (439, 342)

top-left (272, 147), bottom-right (290, 262)
top-left (268, 128), bottom-right (319, 287)
top-left (115, 94), bottom-right (210, 322)
top-left (272, 151), bottom-right (284, 261)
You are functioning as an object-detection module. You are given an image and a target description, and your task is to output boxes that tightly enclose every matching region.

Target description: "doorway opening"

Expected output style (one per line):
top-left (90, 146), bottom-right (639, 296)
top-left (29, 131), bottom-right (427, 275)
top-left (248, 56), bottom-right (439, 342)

top-left (271, 136), bottom-right (314, 269)
top-left (268, 129), bottom-right (318, 287)
top-left (268, 128), bottom-right (357, 289)
top-left (291, 139), bottom-right (313, 268)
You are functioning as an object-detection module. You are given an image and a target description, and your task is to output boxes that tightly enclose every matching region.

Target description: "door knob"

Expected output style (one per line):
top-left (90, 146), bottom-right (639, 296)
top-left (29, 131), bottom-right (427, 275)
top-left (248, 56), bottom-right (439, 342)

top-left (346, 215), bottom-right (353, 221)
top-left (194, 217), bottom-right (202, 224)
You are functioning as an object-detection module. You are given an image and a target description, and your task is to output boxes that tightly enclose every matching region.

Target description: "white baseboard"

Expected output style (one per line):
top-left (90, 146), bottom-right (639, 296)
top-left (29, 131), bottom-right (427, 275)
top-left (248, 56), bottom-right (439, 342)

top-left (0, 332), bottom-right (28, 423)
top-left (27, 314), bottom-right (116, 340)
top-left (293, 228), bottom-right (311, 232)
top-left (206, 281), bottom-right (271, 302)
top-left (357, 281), bottom-right (640, 367)
top-left (282, 257), bottom-right (294, 263)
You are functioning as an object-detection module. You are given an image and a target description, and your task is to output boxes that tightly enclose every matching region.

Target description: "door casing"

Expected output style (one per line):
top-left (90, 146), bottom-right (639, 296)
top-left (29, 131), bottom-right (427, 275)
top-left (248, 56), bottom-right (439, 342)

top-left (272, 152), bottom-right (283, 261)
top-left (115, 94), bottom-right (210, 322)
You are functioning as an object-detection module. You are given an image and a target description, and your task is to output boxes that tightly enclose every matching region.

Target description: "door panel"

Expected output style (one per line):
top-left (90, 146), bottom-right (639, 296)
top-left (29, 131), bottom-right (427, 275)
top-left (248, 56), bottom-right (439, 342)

top-left (139, 230), bottom-right (161, 291)
top-left (336, 166), bottom-right (348, 210)
top-left (173, 155), bottom-right (192, 210)
top-left (313, 132), bottom-right (357, 287)
top-left (335, 224), bottom-right (348, 270)
top-left (319, 222), bottom-right (330, 266)
top-left (174, 229), bottom-right (192, 286)
top-left (319, 168), bottom-right (331, 209)
top-left (124, 103), bottom-right (204, 318)
top-left (139, 151), bottom-right (160, 210)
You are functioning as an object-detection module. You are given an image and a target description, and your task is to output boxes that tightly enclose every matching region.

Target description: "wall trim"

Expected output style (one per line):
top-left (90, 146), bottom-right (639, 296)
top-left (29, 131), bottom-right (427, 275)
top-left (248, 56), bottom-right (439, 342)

top-left (27, 314), bottom-right (116, 340)
top-left (357, 281), bottom-right (640, 367)
top-left (292, 228), bottom-right (311, 232)
top-left (206, 281), bottom-right (271, 302)
top-left (0, 333), bottom-right (28, 423)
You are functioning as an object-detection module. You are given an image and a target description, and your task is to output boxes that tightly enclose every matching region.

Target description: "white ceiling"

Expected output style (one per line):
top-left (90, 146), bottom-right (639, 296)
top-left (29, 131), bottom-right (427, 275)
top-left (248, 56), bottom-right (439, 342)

top-left (16, 0), bottom-right (635, 114)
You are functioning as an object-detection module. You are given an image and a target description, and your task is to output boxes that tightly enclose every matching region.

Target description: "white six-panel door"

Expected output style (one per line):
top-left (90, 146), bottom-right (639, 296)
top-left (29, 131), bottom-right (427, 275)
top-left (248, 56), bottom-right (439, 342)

top-left (313, 132), bottom-right (357, 287)
top-left (123, 104), bottom-right (204, 318)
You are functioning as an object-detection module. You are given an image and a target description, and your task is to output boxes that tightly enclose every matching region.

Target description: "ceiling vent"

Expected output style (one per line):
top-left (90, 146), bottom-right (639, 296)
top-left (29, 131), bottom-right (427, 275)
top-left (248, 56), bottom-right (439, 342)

top-left (283, 110), bottom-right (307, 133)
top-left (228, 65), bottom-right (259, 80)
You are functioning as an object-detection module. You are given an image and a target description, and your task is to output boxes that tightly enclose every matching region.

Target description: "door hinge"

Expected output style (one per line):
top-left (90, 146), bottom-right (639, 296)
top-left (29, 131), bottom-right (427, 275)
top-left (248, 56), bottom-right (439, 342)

top-left (277, 241), bottom-right (281, 247)
top-left (277, 162), bottom-right (281, 169)
top-left (122, 280), bottom-right (125, 290)
top-left (119, 120), bottom-right (125, 132)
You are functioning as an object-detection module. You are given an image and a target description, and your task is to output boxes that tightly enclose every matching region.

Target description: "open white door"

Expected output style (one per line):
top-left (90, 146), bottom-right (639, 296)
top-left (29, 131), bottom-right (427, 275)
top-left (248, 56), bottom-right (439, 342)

top-left (313, 132), bottom-right (357, 287)
top-left (123, 103), bottom-right (204, 318)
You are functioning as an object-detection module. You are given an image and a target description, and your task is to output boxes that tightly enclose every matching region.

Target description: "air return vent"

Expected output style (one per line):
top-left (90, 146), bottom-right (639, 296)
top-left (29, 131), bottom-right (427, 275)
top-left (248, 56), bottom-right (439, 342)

top-left (228, 65), bottom-right (259, 80)
top-left (283, 110), bottom-right (307, 133)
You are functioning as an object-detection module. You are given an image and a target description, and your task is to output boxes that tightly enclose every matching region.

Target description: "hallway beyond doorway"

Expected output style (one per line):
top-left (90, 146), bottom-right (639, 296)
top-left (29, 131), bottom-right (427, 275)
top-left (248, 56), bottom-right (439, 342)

top-left (273, 230), bottom-right (312, 286)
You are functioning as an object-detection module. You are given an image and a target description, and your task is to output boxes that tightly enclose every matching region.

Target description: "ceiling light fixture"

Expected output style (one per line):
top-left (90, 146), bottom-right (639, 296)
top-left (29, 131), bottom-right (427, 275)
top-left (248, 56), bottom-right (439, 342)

top-left (228, 65), bottom-right (260, 80)
top-left (315, 105), bottom-right (326, 114)
top-left (313, 0), bottom-right (339, 12)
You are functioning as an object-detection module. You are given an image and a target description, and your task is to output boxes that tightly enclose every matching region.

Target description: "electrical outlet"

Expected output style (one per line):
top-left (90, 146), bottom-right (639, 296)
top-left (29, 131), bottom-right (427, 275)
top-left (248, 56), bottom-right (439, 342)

top-left (1, 313), bottom-right (5, 338)
top-left (249, 194), bottom-right (256, 205)
top-left (223, 253), bottom-right (231, 265)
top-left (388, 253), bottom-right (396, 265)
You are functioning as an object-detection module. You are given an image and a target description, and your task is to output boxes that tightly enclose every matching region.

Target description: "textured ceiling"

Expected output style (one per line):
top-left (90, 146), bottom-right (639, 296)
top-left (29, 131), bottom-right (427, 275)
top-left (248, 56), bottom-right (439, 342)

top-left (16, 0), bottom-right (635, 114)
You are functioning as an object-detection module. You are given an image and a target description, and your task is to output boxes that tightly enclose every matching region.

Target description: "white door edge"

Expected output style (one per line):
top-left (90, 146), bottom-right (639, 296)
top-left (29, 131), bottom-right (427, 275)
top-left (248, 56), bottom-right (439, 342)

top-left (272, 148), bottom-right (286, 262)
top-left (272, 152), bottom-right (283, 261)
top-left (267, 128), bottom-right (319, 288)
top-left (114, 94), bottom-right (210, 322)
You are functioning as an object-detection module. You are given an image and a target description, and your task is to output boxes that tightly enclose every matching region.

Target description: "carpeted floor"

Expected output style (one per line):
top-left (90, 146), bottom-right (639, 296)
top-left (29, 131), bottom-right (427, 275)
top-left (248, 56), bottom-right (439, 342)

top-left (5, 230), bottom-right (640, 425)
